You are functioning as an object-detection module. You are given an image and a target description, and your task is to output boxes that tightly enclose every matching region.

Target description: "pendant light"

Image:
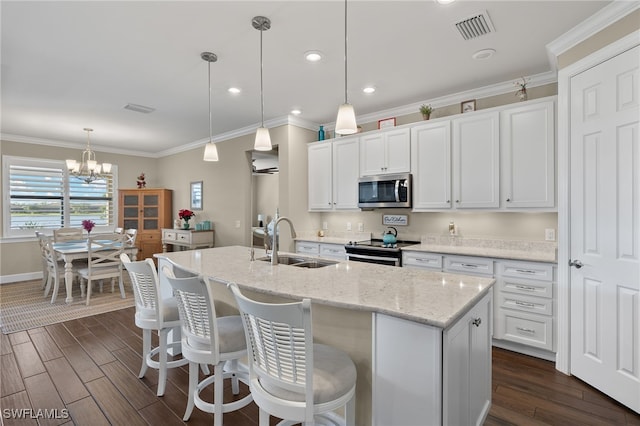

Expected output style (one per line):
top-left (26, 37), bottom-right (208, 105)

top-left (335, 0), bottom-right (357, 135)
top-left (202, 51), bottom-right (219, 161)
top-left (66, 128), bottom-right (113, 184)
top-left (252, 16), bottom-right (272, 151)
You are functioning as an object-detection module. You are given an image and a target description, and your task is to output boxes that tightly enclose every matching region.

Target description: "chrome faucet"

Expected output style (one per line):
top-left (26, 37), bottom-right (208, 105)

top-left (271, 216), bottom-right (297, 265)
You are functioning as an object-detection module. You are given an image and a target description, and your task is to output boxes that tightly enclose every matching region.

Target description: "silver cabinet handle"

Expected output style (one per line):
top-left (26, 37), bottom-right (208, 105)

top-left (516, 327), bottom-right (535, 334)
top-left (515, 301), bottom-right (536, 308)
top-left (461, 263), bottom-right (478, 268)
top-left (515, 285), bottom-right (537, 291)
top-left (569, 259), bottom-right (584, 269)
top-left (472, 318), bottom-right (482, 327)
top-left (515, 269), bottom-right (536, 274)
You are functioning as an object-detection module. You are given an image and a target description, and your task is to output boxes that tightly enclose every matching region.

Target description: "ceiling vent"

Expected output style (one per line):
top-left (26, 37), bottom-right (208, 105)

top-left (454, 10), bottom-right (495, 40)
top-left (124, 103), bottom-right (155, 114)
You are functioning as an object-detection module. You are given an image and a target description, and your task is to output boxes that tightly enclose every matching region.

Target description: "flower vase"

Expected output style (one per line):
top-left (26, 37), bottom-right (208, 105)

top-left (183, 220), bottom-right (190, 230)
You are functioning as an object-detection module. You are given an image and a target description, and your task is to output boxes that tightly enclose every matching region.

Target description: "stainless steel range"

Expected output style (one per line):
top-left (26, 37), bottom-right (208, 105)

top-left (345, 239), bottom-right (420, 267)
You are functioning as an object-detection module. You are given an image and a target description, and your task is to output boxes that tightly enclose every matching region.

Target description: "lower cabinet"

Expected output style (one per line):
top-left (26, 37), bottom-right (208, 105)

top-left (294, 241), bottom-right (346, 260)
top-left (372, 292), bottom-right (492, 425)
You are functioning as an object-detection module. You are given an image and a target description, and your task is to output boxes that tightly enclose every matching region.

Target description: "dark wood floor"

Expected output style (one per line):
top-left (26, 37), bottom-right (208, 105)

top-left (1, 306), bottom-right (638, 426)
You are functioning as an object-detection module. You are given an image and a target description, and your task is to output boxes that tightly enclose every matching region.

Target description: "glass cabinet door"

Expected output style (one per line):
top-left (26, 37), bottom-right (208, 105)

top-left (142, 194), bottom-right (159, 231)
top-left (123, 194), bottom-right (140, 229)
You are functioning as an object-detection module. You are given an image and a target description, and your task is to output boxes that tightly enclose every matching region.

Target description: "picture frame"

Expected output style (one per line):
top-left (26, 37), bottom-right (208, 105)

top-left (378, 117), bottom-right (396, 129)
top-left (461, 99), bottom-right (476, 113)
top-left (190, 181), bottom-right (203, 210)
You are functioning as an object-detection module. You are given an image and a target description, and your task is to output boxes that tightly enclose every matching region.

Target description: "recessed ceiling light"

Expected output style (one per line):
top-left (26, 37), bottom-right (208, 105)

top-left (304, 51), bottom-right (323, 62)
top-left (363, 86), bottom-right (376, 94)
top-left (436, 0), bottom-right (456, 4)
top-left (290, 109), bottom-right (302, 115)
top-left (228, 87), bottom-right (241, 94)
top-left (472, 48), bottom-right (496, 60)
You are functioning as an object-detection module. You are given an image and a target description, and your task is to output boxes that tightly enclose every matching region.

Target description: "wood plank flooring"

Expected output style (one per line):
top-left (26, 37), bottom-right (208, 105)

top-left (1, 306), bottom-right (638, 425)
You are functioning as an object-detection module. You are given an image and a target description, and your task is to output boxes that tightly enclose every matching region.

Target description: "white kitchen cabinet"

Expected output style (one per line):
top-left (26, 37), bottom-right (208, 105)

top-left (307, 142), bottom-right (332, 211)
top-left (452, 111), bottom-right (500, 208)
top-left (307, 138), bottom-right (359, 211)
top-left (411, 120), bottom-right (452, 210)
top-left (501, 99), bottom-right (555, 208)
top-left (402, 250), bottom-right (443, 270)
top-left (295, 241), bottom-right (346, 260)
top-left (494, 260), bottom-right (556, 352)
top-left (444, 255), bottom-right (494, 276)
top-left (373, 291), bottom-right (492, 426)
top-left (360, 127), bottom-right (410, 176)
top-left (443, 291), bottom-right (492, 426)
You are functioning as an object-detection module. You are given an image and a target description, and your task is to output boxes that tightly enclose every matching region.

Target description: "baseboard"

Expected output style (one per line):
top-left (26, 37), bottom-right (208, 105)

top-left (0, 272), bottom-right (43, 285)
top-left (492, 338), bottom-right (556, 362)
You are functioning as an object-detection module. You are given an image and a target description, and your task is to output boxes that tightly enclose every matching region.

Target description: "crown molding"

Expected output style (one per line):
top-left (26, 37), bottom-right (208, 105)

top-left (546, 0), bottom-right (640, 71)
top-left (0, 133), bottom-right (151, 157)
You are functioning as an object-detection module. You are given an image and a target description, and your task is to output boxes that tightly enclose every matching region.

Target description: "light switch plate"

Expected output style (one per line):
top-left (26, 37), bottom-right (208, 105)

top-left (358, 223), bottom-right (364, 232)
top-left (346, 222), bottom-right (352, 231)
top-left (322, 222), bottom-right (328, 230)
top-left (545, 228), bottom-right (556, 241)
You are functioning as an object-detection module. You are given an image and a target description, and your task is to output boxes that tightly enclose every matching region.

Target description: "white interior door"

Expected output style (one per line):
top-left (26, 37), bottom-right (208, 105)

top-left (569, 45), bottom-right (639, 413)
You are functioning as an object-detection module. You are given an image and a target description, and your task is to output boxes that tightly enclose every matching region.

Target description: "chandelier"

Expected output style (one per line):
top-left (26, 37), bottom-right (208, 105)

top-left (66, 128), bottom-right (112, 184)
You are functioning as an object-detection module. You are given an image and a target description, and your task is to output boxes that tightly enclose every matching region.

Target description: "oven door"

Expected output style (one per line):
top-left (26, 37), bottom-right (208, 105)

top-left (347, 253), bottom-right (400, 267)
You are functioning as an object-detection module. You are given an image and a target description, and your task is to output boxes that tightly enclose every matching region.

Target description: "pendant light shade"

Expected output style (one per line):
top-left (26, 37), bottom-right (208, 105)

top-left (335, 0), bottom-right (357, 135)
top-left (201, 51), bottom-right (219, 162)
top-left (253, 16), bottom-right (272, 151)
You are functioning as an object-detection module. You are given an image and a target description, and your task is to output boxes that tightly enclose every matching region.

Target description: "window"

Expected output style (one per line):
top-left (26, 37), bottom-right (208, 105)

top-left (3, 155), bottom-right (118, 237)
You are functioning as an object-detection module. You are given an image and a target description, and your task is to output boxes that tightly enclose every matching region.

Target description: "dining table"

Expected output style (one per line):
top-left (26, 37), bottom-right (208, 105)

top-left (53, 238), bottom-right (138, 303)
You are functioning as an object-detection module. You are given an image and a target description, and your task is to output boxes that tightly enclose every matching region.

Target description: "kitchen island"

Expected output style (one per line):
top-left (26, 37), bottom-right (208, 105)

top-left (156, 246), bottom-right (495, 425)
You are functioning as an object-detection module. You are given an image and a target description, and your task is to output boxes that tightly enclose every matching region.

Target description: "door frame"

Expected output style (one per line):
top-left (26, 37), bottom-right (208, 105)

top-left (556, 29), bottom-right (640, 374)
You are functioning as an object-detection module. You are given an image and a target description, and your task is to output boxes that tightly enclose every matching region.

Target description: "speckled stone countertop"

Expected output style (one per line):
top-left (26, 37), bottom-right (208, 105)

top-left (403, 236), bottom-right (558, 263)
top-left (156, 246), bottom-right (494, 329)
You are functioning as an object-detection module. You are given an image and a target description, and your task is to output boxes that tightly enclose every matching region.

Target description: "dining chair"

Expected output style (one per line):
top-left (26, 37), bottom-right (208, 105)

top-left (120, 253), bottom-right (188, 396)
top-left (161, 267), bottom-right (252, 425)
top-left (124, 228), bottom-right (138, 246)
top-left (53, 227), bottom-right (83, 242)
top-left (77, 233), bottom-right (126, 305)
top-left (114, 227), bottom-right (124, 234)
top-left (35, 231), bottom-right (49, 290)
top-left (228, 282), bottom-right (357, 426)
top-left (38, 233), bottom-right (70, 303)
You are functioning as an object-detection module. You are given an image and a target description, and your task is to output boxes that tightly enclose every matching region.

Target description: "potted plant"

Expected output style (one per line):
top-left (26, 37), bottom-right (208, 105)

top-left (419, 104), bottom-right (433, 120)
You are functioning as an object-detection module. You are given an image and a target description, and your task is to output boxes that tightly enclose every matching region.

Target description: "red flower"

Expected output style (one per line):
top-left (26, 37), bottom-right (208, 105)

top-left (179, 209), bottom-right (195, 220)
top-left (82, 219), bottom-right (96, 233)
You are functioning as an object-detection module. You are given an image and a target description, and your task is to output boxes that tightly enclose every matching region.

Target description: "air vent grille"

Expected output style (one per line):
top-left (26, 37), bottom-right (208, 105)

top-left (455, 11), bottom-right (495, 40)
top-left (124, 103), bottom-right (155, 114)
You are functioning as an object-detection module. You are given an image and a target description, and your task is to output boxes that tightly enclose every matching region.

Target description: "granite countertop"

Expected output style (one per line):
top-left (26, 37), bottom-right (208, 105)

top-left (156, 246), bottom-right (494, 329)
top-left (403, 236), bottom-right (558, 263)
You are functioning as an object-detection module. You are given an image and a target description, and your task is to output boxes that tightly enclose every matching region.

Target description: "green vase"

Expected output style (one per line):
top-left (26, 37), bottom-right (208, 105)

top-left (183, 220), bottom-right (190, 230)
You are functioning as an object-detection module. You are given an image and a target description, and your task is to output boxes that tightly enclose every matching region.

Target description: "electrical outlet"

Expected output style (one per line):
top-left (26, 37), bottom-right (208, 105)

top-left (545, 228), bottom-right (556, 241)
top-left (346, 222), bottom-right (352, 231)
top-left (322, 222), bottom-right (328, 230)
top-left (235, 220), bottom-right (241, 229)
top-left (358, 223), bottom-right (364, 232)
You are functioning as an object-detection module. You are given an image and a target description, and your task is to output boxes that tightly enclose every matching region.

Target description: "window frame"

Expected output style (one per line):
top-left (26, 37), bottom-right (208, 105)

top-left (2, 155), bottom-right (119, 238)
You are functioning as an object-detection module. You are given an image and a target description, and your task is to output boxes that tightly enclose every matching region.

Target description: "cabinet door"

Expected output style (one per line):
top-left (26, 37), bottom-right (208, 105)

top-left (453, 112), bottom-right (500, 208)
top-left (501, 100), bottom-right (555, 208)
top-left (411, 121), bottom-right (452, 209)
top-left (443, 292), bottom-right (492, 426)
top-left (141, 192), bottom-right (161, 231)
top-left (332, 137), bottom-right (359, 209)
top-left (122, 192), bottom-right (140, 230)
top-left (384, 127), bottom-right (411, 174)
top-left (360, 133), bottom-right (386, 175)
top-left (308, 142), bottom-right (333, 211)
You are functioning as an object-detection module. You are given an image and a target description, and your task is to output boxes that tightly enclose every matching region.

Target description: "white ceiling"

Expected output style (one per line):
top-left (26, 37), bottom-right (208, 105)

top-left (1, 1), bottom-right (610, 157)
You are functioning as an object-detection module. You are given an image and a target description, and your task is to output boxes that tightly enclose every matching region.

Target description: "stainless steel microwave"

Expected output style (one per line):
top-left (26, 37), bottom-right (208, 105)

top-left (358, 173), bottom-right (412, 208)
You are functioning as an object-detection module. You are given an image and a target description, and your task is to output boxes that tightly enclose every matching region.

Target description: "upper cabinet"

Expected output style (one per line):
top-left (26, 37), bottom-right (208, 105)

top-left (308, 137), bottom-right (359, 212)
top-left (411, 120), bottom-right (452, 209)
top-left (452, 111), bottom-right (501, 209)
top-left (360, 127), bottom-right (410, 176)
top-left (500, 99), bottom-right (555, 208)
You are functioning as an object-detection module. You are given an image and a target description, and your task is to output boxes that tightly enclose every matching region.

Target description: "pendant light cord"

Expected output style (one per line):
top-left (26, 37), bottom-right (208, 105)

top-left (344, 0), bottom-right (349, 105)
top-left (208, 60), bottom-right (213, 143)
top-left (260, 25), bottom-right (265, 127)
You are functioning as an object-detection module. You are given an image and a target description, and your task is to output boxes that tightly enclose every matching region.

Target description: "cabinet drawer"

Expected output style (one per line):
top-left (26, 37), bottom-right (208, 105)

top-left (319, 244), bottom-right (345, 260)
top-left (162, 231), bottom-right (176, 241)
top-left (139, 233), bottom-right (157, 241)
top-left (295, 242), bottom-right (319, 255)
top-left (498, 292), bottom-right (552, 316)
top-left (497, 310), bottom-right (553, 351)
top-left (177, 232), bottom-right (190, 242)
top-left (500, 261), bottom-right (554, 282)
top-left (403, 252), bottom-right (443, 270)
top-left (444, 255), bottom-right (493, 276)
top-left (501, 277), bottom-right (553, 299)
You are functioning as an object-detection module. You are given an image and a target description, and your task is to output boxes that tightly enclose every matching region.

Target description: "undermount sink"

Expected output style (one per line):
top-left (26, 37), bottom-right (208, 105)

top-left (257, 255), bottom-right (339, 268)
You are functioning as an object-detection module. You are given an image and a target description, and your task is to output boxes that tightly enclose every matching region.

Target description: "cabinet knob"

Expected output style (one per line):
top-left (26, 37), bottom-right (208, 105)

top-left (472, 318), bottom-right (482, 327)
top-left (506, 198), bottom-right (511, 202)
top-left (446, 200), bottom-right (450, 203)
top-left (455, 200), bottom-right (460, 203)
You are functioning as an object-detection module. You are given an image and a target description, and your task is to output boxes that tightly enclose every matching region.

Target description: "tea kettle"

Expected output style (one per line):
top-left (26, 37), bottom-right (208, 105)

top-left (382, 227), bottom-right (398, 245)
